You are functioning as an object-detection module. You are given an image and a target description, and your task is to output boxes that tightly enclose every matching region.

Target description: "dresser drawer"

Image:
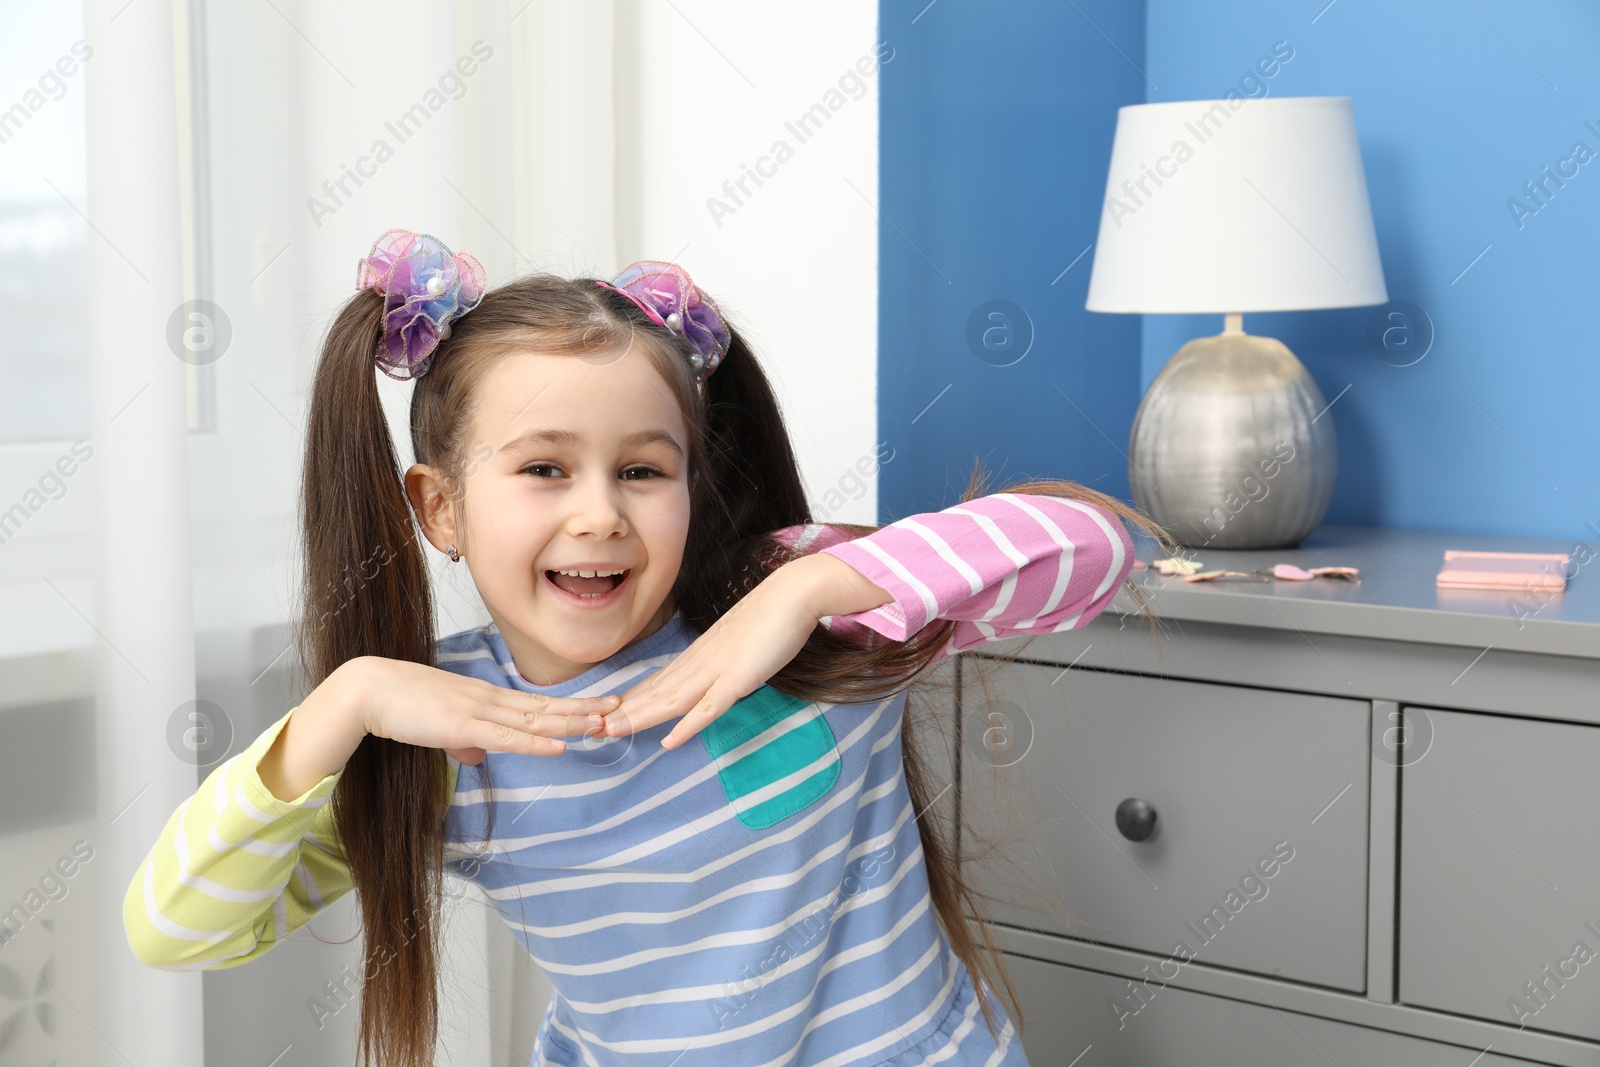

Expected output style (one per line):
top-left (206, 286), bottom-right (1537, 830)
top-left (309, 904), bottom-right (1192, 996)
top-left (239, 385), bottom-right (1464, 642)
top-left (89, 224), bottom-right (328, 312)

top-left (1002, 952), bottom-right (1533, 1066)
top-left (1400, 707), bottom-right (1600, 1042)
top-left (959, 662), bottom-right (1370, 991)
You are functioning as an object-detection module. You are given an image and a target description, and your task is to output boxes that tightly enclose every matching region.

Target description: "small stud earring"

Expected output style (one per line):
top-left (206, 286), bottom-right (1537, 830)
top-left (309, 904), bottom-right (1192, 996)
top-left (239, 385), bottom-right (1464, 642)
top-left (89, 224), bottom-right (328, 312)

top-left (446, 544), bottom-right (461, 563)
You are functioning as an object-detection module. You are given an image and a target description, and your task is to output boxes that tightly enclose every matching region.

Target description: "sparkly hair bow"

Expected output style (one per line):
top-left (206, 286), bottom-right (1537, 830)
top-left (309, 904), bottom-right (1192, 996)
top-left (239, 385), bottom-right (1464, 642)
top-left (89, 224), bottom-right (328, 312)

top-left (595, 261), bottom-right (731, 383)
top-left (357, 228), bottom-right (486, 381)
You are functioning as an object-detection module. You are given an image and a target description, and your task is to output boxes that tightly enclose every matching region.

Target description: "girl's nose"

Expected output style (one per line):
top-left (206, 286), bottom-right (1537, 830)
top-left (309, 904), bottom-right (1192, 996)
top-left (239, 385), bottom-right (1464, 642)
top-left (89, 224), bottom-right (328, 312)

top-left (567, 477), bottom-right (627, 535)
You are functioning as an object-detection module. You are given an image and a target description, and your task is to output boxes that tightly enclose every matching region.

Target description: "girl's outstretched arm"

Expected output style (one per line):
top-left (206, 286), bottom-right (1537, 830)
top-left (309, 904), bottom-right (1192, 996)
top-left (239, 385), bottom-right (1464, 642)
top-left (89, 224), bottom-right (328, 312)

top-left (606, 492), bottom-right (1136, 747)
top-left (776, 491), bottom-right (1136, 663)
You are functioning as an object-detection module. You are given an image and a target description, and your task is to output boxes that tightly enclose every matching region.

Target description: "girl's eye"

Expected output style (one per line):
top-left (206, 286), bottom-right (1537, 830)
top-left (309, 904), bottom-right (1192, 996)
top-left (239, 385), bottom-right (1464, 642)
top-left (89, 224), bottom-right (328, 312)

top-left (519, 463), bottom-right (663, 480)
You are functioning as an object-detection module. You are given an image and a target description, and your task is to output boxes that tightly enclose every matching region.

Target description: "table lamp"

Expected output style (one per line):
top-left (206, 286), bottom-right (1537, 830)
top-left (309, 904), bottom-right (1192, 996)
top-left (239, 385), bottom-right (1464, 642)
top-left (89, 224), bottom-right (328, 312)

top-left (1086, 96), bottom-right (1387, 550)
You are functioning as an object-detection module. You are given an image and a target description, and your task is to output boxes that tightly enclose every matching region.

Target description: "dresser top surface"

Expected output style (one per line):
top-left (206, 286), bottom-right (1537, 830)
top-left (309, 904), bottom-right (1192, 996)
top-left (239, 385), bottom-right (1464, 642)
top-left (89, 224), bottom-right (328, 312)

top-left (1112, 523), bottom-right (1598, 659)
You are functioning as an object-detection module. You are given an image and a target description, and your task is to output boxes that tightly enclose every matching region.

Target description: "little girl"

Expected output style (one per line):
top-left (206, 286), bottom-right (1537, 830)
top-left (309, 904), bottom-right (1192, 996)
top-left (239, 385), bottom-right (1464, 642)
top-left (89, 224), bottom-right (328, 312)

top-left (124, 231), bottom-right (1166, 1067)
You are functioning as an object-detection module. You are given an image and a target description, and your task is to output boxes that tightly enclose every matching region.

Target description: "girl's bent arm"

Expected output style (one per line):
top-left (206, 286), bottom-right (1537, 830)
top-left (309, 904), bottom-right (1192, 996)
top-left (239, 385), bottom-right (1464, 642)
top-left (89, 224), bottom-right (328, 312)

top-left (773, 492), bottom-right (1135, 662)
top-left (125, 667), bottom-right (470, 970)
top-left (122, 705), bottom-right (354, 970)
top-left (125, 651), bottom-right (586, 967)
top-left (257, 661), bottom-right (368, 802)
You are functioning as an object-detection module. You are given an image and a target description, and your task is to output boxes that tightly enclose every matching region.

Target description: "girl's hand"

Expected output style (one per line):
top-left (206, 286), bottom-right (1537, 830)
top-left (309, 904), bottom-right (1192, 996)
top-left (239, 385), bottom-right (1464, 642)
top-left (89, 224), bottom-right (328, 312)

top-left (350, 656), bottom-right (621, 766)
top-left (602, 553), bottom-right (894, 750)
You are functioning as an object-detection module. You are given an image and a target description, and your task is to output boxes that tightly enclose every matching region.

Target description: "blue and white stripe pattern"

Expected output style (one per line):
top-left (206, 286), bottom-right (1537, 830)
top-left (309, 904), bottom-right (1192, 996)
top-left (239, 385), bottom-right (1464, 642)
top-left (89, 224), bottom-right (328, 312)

top-left (438, 612), bottom-right (1029, 1067)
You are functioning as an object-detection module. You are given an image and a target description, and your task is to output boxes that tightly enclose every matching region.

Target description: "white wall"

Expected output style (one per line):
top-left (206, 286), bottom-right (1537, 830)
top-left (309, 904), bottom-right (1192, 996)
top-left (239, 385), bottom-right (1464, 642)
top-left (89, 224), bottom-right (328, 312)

top-left (623, 2), bottom-right (882, 527)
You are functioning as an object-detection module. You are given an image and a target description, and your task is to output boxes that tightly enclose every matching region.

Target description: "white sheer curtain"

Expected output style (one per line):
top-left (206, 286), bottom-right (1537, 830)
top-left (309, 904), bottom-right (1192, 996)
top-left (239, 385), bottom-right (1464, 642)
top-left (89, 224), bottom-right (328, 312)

top-left (2, 0), bottom-right (877, 1063)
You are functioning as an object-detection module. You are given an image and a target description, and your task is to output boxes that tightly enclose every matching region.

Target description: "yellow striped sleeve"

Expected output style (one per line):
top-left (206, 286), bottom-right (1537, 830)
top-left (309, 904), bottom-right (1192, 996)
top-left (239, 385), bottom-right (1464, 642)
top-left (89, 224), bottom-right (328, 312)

top-left (122, 705), bottom-right (352, 971)
top-left (123, 706), bottom-right (463, 971)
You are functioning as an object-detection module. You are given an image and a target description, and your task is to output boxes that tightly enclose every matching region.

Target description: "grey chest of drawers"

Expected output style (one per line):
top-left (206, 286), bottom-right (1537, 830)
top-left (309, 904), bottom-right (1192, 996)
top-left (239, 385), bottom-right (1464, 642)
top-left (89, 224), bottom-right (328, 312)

top-left (949, 523), bottom-right (1600, 1066)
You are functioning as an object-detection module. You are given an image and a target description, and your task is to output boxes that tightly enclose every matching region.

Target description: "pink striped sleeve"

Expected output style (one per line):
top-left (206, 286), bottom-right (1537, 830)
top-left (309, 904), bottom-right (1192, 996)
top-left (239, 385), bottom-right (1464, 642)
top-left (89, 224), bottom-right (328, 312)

top-left (771, 493), bottom-right (1136, 663)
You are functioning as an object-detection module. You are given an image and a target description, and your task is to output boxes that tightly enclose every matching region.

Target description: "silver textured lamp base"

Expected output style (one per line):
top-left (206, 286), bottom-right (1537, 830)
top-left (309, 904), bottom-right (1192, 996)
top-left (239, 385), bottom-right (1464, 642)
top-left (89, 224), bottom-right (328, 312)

top-left (1129, 330), bottom-right (1336, 550)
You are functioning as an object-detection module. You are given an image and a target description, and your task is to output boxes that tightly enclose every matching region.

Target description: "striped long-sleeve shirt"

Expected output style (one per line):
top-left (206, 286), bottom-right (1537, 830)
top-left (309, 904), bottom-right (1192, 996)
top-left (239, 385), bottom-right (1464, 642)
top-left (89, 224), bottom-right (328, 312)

top-left (123, 492), bottom-right (1134, 1066)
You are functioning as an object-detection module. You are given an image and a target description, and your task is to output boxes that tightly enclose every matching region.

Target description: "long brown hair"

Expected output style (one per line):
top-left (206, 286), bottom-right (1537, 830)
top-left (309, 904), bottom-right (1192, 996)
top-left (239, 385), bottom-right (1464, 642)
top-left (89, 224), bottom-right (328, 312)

top-left (294, 271), bottom-right (1174, 1064)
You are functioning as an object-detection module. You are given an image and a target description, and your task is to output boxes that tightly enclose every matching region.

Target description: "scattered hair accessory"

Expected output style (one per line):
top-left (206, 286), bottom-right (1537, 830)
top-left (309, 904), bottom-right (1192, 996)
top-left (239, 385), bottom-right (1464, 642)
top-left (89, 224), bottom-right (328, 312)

top-left (595, 260), bottom-right (731, 383)
top-left (1138, 556), bottom-right (1362, 585)
top-left (1143, 556), bottom-right (1203, 577)
top-left (1183, 569), bottom-right (1269, 583)
top-left (357, 229), bottom-right (487, 381)
top-left (1259, 564), bottom-right (1361, 584)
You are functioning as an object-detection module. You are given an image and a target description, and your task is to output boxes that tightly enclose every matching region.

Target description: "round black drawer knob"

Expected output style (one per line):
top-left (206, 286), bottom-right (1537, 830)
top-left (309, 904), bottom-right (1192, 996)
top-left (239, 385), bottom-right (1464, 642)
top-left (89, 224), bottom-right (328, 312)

top-left (1115, 798), bottom-right (1158, 842)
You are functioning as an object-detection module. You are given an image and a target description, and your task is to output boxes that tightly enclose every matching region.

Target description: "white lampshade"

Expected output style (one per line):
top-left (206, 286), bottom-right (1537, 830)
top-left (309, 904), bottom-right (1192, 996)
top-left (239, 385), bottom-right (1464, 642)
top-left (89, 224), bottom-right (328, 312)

top-left (1085, 96), bottom-right (1387, 314)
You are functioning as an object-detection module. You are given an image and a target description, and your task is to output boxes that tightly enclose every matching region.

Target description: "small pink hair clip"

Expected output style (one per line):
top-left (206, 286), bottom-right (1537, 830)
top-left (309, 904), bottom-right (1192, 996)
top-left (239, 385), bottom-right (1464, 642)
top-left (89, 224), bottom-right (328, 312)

top-left (1258, 564), bottom-right (1362, 584)
top-left (357, 229), bottom-right (487, 381)
top-left (595, 260), bottom-right (731, 383)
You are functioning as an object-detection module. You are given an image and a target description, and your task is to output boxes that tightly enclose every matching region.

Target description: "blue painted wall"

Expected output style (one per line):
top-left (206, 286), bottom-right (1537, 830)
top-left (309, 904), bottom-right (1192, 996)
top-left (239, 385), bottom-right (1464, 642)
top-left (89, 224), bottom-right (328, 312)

top-left (876, 0), bottom-right (1147, 515)
top-left (881, 0), bottom-right (1599, 541)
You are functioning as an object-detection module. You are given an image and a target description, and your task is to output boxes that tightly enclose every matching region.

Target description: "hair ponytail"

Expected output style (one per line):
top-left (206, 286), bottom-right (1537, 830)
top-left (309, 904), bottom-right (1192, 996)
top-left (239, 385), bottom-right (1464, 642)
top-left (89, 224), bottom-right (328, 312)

top-left (671, 327), bottom-right (813, 615)
top-left (295, 289), bottom-right (456, 1067)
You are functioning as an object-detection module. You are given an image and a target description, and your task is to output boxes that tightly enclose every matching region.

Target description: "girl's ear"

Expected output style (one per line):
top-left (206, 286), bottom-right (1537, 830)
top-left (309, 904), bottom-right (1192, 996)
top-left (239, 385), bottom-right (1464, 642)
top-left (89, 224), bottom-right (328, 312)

top-left (404, 463), bottom-right (458, 554)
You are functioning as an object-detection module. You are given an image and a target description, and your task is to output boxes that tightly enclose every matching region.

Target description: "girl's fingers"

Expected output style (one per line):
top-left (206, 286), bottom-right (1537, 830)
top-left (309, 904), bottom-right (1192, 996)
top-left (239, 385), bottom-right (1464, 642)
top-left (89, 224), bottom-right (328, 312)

top-left (599, 701), bottom-right (663, 738)
top-left (604, 676), bottom-right (707, 738)
top-left (660, 689), bottom-right (731, 750)
top-left (490, 692), bottom-right (619, 738)
top-left (601, 680), bottom-right (667, 737)
top-left (468, 717), bottom-right (569, 757)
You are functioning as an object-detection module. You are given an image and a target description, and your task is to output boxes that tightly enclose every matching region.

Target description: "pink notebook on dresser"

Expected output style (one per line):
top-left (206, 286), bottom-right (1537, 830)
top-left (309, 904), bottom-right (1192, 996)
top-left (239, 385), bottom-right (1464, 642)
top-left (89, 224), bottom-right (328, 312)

top-left (1436, 549), bottom-right (1571, 591)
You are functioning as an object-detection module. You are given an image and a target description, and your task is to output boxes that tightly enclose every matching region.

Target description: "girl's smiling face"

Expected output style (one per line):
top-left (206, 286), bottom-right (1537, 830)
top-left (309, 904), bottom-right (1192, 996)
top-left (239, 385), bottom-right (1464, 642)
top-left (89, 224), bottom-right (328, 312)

top-left (406, 348), bottom-right (694, 686)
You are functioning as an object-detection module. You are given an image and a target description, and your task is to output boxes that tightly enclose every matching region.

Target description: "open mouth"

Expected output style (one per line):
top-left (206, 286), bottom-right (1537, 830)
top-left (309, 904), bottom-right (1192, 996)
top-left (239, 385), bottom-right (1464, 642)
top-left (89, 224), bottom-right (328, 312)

top-left (544, 568), bottom-right (631, 602)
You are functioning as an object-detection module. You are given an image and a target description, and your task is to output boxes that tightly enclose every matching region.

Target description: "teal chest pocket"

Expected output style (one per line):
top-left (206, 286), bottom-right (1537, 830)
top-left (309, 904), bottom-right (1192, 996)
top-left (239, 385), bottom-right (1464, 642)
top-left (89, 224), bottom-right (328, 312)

top-left (701, 685), bottom-right (840, 830)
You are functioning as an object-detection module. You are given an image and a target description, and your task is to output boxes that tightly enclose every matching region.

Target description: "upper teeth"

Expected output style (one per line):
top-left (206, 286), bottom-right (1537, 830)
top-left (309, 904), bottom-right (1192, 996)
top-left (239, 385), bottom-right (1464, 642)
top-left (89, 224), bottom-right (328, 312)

top-left (554, 569), bottom-right (625, 578)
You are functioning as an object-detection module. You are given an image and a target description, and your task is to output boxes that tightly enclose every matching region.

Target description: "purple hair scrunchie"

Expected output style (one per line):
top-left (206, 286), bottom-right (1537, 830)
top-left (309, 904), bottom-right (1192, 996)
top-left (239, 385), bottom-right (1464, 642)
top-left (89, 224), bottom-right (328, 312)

top-left (595, 260), bottom-right (731, 383)
top-left (357, 229), bottom-right (487, 381)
